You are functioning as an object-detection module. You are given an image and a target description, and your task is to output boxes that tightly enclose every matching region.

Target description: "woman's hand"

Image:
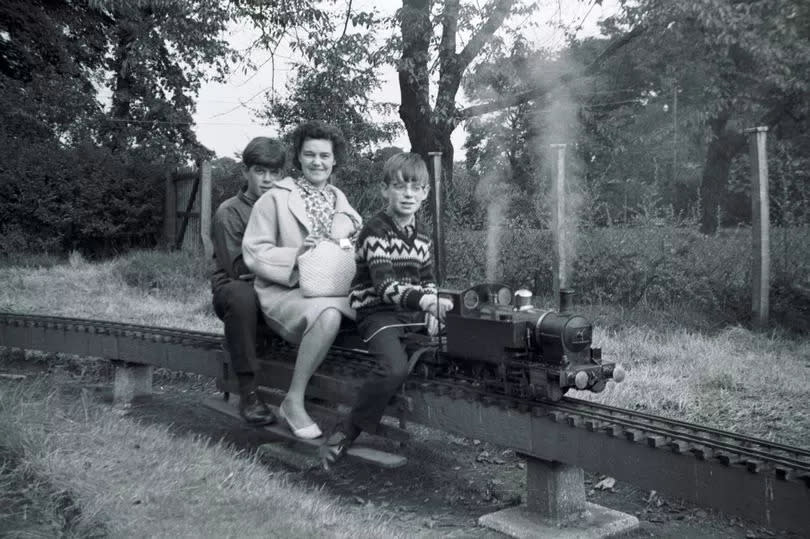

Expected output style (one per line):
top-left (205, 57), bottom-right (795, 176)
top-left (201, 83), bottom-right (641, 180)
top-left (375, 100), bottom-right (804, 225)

top-left (298, 236), bottom-right (319, 255)
top-left (330, 213), bottom-right (355, 240)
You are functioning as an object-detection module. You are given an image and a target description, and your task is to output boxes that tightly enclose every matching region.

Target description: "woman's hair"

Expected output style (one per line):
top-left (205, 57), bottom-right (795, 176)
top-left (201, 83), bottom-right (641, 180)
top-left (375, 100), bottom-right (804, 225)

top-left (242, 137), bottom-right (286, 170)
top-left (382, 152), bottom-right (429, 186)
top-left (290, 121), bottom-right (348, 171)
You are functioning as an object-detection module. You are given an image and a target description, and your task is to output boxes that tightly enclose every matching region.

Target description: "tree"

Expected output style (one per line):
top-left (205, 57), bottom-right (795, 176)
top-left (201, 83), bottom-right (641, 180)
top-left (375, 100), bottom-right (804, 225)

top-left (0, 0), bottom-right (236, 253)
top-left (606, 0), bottom-right (810, 234)
top-left (0, 0), bottom-right (108, 143)
top-left (462, 37), bottom-right (545, 225)
top-left (262, 4), bottom-right (399, 155)
top-left (91, 0), bottom-right (235, 163)
top-left (397, 0), bottom-right (524, 187)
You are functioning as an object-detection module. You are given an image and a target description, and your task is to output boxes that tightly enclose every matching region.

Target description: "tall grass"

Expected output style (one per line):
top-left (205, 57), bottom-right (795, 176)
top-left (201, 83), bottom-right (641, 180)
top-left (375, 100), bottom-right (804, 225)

top-left (0, 249), bottom-right (218, 331)
top-left (575, 324), bottom-right (810, 448)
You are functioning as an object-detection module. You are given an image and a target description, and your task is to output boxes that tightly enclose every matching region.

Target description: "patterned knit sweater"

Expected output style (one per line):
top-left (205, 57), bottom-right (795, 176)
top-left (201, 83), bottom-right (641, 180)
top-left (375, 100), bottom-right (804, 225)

top-left (349, 212), bottom-right (437, 318)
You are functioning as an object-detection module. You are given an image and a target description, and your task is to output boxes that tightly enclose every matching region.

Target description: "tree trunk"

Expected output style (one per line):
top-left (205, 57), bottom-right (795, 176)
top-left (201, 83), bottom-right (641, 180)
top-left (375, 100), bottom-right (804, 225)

top-left (699, 115), bottom-right (746, 235)
top-left (107, 19), bottom-right (139, 153)
top-left (399, 0), bottom-right (514, 190)
top-left (398, 0), bottom-right (454, 185)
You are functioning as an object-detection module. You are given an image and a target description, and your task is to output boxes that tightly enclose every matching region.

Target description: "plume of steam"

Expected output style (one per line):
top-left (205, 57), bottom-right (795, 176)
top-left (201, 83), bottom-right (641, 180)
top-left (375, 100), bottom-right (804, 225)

top-left (532, 54), bottom-right (585, 291)
top-left (475, 166), bottom-right (511, 283)
top-left (485, 197), bottom-right (507, 282)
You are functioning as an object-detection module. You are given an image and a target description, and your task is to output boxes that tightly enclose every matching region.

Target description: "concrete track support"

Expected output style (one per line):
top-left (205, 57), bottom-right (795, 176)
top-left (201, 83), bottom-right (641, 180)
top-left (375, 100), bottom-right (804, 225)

top-left (112, 360), bottom-right (152, 407)
top-left (479, 455), bottom-right (639, 538)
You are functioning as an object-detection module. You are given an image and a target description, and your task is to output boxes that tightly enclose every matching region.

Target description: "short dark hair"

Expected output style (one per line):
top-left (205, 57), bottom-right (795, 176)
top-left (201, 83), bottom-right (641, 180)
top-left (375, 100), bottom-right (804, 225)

top-left (241, 137), bottom-right (286, 169)
top-left (382, 152), bottom-right (429, 186)
top-left (290, 121), bottom-right (347, 171)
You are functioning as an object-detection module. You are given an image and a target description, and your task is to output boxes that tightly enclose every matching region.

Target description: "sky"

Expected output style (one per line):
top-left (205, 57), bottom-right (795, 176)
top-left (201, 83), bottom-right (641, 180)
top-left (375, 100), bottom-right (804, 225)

top-left (193, 1), bottom-right (619, 161)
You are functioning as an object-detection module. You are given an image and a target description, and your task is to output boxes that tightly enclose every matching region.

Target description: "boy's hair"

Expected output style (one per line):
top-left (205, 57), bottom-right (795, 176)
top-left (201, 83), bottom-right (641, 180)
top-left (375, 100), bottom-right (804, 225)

top-left (290, 121), bottom-right (347, 171)
top-left (242, 137), bottom-right (286, 169)
top-left (382, 152), bottom-right (429, 186)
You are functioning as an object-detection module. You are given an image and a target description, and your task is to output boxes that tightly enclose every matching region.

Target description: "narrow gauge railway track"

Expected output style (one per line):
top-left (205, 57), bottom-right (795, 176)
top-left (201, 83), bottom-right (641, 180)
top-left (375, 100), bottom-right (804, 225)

top-left (319, 346), bottom-right (810, 484)
top-left (3, 312), bottom-right (809, 480)
top-left (0, 312), bottom-right (224, 347)
top-left (2, 312), bottom-right (809, 534)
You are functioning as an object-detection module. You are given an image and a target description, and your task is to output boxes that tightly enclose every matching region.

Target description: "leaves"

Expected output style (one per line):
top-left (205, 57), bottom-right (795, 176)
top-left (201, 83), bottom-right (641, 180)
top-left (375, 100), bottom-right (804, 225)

top-left (260, 3), bottom-right (399, 156)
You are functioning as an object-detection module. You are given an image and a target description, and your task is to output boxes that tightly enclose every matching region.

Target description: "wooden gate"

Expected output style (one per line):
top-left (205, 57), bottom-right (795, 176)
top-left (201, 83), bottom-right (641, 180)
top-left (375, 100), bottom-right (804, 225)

top-left (163, 160), bottom-right (212, 258)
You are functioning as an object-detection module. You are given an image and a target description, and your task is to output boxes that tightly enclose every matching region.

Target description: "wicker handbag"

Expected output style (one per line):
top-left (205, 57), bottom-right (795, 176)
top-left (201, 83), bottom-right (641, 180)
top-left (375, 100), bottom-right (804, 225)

top-left (297, 239), bottom-right (357, 297)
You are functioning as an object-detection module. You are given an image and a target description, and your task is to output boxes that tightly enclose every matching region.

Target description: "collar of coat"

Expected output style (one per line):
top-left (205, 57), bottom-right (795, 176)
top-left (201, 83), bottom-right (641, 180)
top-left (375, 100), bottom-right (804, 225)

top-left (272, 176), bottom-right (340, 234)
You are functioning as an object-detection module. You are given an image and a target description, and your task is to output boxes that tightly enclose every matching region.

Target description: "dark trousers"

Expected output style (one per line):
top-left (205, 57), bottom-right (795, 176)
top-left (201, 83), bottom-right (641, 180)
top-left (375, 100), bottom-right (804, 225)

top-left (212, 279), bottom-right (263, 377)
top-left (348, 310), bottom-right (425, 434)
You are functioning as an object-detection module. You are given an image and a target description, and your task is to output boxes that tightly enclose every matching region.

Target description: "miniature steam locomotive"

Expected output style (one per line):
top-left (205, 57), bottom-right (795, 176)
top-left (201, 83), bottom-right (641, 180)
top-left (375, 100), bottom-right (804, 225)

top-left (417, 283), bottom-right (625, 401)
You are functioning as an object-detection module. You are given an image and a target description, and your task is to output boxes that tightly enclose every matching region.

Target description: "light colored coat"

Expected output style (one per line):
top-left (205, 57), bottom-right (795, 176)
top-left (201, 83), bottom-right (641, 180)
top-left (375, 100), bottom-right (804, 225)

top-left (242, 177), bottom-right (361, 343)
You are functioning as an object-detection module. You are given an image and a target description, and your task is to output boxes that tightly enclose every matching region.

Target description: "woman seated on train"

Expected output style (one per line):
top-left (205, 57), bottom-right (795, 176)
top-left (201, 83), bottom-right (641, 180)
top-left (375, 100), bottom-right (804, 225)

top-left (242, 120), bottom-right (362, 439)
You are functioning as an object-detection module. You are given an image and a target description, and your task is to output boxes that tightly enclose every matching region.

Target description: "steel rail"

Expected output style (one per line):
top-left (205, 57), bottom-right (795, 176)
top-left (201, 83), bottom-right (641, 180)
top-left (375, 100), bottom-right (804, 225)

top-left (550, 399), bottom-right (810, 475)
top-left (568, 398), bottom-right (810, 459)
top-left (392, 375), bottom-right (810, 478)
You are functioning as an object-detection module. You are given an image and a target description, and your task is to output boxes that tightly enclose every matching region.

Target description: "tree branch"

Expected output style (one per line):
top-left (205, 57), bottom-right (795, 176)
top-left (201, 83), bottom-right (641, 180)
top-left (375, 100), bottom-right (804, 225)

top-left (339, 0), bottom-right (353, 41)
top-left (457, 0), bottom-right (514, 69)
top-left (437, 0), bottom-right (514, 129)
top-left (439, 0), bottom-right (460, 70)
top-left (460, 24), bottom-right (646, 119)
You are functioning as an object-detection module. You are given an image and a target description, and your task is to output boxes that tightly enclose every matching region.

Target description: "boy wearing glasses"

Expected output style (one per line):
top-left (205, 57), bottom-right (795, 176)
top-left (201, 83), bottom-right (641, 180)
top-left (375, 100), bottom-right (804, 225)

top-left (321, 152), bottom-right (453, 467)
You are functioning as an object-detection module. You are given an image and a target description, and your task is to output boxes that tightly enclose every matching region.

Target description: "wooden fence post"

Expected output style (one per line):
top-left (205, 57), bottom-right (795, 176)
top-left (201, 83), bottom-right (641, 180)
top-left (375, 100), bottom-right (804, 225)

top-left (164, 170), bottom-right (176, 248)
top-left (550, 144), bottom-right (568, 310)
top-left (428, 151), bottom-right (444, 285)
top-left (745, 126), bottom-right (770, 328)
top-left (200, 160), bottom-right (213, 260)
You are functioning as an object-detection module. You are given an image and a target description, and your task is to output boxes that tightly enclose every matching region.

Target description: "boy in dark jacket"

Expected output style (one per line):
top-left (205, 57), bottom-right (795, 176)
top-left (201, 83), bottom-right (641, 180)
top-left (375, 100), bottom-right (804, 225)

top-left (211, 137), bottom-right (285, 424)
top-left (321, 152), bottom-right (453, 466)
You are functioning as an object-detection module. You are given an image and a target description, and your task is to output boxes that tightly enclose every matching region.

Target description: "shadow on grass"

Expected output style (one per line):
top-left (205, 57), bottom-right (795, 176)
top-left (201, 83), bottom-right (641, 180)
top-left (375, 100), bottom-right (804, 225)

top-left (90, 383), bottom-right (518, 529)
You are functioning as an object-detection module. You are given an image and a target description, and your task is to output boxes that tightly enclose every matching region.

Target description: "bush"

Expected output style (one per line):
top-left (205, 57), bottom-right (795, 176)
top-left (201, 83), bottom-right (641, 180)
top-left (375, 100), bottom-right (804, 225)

top-left (444, 224), bottom-right (809, 331)
top-left (0, 135), bottom-right (164, 257)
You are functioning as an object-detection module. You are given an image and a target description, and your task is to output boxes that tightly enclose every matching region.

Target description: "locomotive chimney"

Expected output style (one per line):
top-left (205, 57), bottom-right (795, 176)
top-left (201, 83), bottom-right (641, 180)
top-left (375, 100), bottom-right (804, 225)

top-left (559, 288), bottom-right (575, 313)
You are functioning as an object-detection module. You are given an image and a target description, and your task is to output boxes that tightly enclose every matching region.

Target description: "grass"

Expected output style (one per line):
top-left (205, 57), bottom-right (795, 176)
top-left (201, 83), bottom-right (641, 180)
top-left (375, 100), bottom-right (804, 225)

top-left (0, 377), bottom-right (405, 538)
top-left (573, 324), bottom-right (810, 448)
top-left (0, 249), bottom-right (219, 332)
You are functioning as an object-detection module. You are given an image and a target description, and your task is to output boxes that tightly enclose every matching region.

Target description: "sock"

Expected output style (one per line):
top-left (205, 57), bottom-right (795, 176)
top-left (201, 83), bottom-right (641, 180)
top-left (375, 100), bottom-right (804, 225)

top-left (341, 417), bottom-right (362, 443)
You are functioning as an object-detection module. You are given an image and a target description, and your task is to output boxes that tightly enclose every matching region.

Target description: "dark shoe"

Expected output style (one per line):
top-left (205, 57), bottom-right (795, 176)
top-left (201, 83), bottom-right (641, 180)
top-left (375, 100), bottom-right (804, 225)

top-left (239, 391), bottom-right (276, 426)
top-left (319, 424), bottom-right (360, 470)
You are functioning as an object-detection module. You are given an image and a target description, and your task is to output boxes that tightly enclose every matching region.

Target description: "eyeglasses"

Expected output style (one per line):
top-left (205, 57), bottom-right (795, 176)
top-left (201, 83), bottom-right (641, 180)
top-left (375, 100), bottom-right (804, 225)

top-left (390, 182), bottom-right (427, 193)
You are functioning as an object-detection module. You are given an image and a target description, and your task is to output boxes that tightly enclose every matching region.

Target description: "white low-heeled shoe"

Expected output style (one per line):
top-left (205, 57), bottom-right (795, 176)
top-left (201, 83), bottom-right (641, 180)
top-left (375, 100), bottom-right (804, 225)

top-left (278, 404), bottom-right (322, 439)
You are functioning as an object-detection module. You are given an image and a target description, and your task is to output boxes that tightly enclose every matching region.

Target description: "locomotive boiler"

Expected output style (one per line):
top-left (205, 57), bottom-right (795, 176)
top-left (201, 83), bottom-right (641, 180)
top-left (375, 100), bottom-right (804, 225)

top-left (430, 283), bottom-right (625, 401)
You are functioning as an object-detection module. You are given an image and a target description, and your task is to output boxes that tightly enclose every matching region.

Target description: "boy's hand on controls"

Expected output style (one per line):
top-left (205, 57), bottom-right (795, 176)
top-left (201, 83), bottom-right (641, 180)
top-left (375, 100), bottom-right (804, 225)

top-left (419, 295), bottom-right (454, 322)
top-left (425, 313), bottom-right (439, 336)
